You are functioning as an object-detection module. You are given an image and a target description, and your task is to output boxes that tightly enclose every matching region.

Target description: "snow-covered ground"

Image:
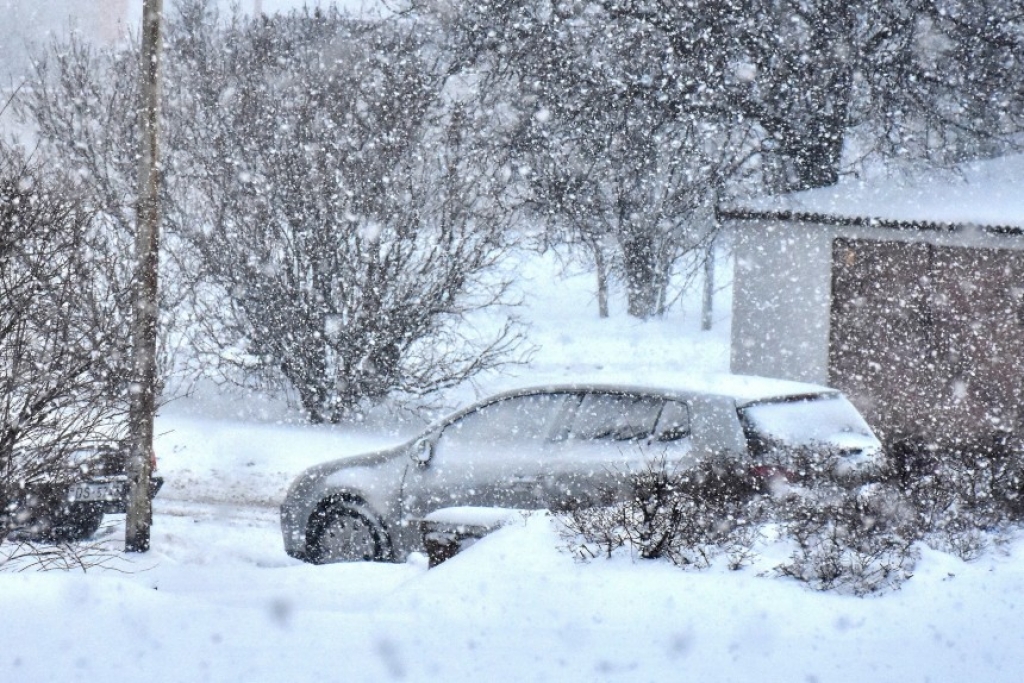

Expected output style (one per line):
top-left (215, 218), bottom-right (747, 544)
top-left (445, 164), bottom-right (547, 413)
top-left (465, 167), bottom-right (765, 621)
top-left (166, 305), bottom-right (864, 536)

top-left (4, 251), bottom-right (1024, 683)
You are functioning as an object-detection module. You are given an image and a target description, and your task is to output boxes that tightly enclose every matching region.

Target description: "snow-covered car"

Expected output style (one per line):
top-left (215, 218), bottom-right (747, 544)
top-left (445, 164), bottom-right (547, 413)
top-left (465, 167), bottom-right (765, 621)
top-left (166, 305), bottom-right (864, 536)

top-left (3, 444), bottom-right (164, 542)
top-left (280, 375), bottom-right (884, 564)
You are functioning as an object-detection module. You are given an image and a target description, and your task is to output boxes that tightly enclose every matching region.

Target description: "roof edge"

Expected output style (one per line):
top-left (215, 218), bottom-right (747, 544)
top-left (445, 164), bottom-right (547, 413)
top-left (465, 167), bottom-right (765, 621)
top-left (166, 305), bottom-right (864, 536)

top-left (716, 206), bottom-right (1024, 236)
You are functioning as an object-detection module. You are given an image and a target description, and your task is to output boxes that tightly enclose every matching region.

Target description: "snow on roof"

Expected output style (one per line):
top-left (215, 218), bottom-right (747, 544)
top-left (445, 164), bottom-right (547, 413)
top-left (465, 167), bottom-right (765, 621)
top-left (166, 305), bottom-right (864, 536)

top-left (723, 153), bottom-right (1024, 231)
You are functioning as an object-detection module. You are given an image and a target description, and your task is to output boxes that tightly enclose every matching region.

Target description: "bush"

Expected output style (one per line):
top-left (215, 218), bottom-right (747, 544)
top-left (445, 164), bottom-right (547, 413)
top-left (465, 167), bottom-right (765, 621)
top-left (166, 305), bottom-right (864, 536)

top-left (561, 458), bottom-right (764, 570)
top-left (747, 441), bottom-right (918, 594)
top-left (773, 483), bottom-right (919, 595)
top-left (20, 1), bottom-right (529, 423)
top-left (0, 146), bottom-right (130, 546)
top-left (888, 435), bottom-right (1024, 560)
top-left (560, 453), bottom-right (921, 595)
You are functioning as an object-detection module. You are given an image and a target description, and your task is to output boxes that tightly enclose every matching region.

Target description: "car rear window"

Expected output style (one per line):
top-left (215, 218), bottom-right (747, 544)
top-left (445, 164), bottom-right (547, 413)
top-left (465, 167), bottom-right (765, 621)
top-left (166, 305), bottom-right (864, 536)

top-left (737, 394), bottom-right (874, 453)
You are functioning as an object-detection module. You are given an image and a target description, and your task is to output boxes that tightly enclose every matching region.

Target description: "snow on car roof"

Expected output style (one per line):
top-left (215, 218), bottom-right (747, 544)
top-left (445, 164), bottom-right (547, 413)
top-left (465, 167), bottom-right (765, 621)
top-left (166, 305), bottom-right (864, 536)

top-left (489, 372), bottom-right (835, 405)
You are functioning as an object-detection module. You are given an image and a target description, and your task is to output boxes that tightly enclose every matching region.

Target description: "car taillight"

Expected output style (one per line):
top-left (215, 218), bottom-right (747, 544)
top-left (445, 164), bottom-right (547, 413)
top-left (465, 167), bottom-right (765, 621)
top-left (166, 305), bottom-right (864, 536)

top-left (750, 464), bottom-right (795, 483)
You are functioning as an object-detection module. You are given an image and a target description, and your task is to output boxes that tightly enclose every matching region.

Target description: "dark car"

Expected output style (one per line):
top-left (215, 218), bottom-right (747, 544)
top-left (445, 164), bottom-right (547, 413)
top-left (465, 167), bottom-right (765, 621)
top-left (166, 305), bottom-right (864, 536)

top-left (280, 374), bottom-right (884, 564)
top-left (3, 444), bottom-right (164, 542)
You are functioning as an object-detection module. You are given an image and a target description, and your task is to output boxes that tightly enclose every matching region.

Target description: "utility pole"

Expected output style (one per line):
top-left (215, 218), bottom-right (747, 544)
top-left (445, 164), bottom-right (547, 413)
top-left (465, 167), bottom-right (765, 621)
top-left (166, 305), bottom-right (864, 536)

top-left (126, 0), bottom-right (163, 553)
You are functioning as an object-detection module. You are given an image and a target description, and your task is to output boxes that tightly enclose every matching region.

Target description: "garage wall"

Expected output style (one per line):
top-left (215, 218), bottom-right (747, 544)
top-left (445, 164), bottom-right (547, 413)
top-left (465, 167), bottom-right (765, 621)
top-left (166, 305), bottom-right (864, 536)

top-left (830, 237), bottom-right (1024, 444)
top-left (828, 238), bottom-right (938, 441)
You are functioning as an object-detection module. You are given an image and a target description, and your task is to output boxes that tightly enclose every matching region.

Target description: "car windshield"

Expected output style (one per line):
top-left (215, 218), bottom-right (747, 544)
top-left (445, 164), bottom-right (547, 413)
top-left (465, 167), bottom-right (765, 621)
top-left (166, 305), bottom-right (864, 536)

top-left (737, 394), bottom-right (875, 448)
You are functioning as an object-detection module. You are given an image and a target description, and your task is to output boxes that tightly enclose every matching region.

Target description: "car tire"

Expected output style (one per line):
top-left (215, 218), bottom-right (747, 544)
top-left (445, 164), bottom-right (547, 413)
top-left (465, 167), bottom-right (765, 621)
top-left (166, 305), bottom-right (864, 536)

top-left (305, 502), bottom-right (391, 564)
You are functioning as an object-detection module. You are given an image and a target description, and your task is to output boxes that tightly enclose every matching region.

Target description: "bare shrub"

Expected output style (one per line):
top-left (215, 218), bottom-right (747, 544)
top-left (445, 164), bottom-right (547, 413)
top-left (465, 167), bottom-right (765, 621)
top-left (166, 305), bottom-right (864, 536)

top-left (164, 4), bottom-right (530, 421)
top-left (888, 436), bottom-right (1024, 560)
top-left (0, 538), bottom-right (125, 573)
top-left (561, 458), bottom-right (764, 570)
top-left (560, 449), bottom-right (922, 595)
top-left (773, 484), bottom-right (919, 595)
top-left (20, 1), bottom-right (530, 423)
top-left (0, 146), bottom-right (130, 547)
top-left (749, 442), bottom-right (920, 595)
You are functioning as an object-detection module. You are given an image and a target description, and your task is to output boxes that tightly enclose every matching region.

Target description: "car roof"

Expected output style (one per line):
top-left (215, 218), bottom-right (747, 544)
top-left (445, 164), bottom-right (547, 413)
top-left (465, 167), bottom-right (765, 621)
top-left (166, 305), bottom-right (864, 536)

top-left (479, 373), bottom-right (838, 407)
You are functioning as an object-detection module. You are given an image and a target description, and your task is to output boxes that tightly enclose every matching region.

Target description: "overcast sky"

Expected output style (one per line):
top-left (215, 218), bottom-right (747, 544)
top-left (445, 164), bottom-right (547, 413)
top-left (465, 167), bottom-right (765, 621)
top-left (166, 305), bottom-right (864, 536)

top-left (1, 1), bottom-right (381, 84)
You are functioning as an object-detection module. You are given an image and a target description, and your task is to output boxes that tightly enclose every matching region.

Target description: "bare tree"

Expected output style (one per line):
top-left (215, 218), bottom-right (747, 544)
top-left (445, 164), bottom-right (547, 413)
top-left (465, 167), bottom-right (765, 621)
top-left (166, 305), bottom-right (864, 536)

top-left (521, 108), bottom-right (750, 318)
top-left (165, 3), bottom-right (527, 421)
top-left (414, 0), bottom-right (1024, 242)
top-left (15, 32), bottom-right (194, 393)
top-left (848, 0), bottom-right (1024, 167)
top-left (430, 0), bottom-right (758, 318)
top-left (17, 1), bottom-right (528, 422)
top-left (0, 146), bottom-right (131, 542)
top-left (403, 0), bottom-right (1024, 321)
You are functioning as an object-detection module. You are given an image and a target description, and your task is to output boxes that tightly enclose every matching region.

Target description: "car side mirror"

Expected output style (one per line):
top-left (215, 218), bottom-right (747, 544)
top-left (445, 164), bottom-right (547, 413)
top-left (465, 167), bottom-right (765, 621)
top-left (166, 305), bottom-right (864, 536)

top-left (412, 438), bottom-right (434, 467)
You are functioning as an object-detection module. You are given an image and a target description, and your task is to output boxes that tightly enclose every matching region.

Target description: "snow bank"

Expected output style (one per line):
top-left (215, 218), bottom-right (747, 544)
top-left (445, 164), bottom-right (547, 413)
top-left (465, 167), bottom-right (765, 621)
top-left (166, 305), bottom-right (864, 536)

top-left (4, 511), bottom-right (1023, 683)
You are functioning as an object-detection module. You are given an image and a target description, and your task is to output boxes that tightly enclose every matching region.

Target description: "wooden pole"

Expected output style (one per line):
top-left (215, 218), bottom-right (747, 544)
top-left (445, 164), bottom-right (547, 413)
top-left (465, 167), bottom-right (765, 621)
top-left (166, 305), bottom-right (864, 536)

top-left (126, 0), bottom-right (163, 553)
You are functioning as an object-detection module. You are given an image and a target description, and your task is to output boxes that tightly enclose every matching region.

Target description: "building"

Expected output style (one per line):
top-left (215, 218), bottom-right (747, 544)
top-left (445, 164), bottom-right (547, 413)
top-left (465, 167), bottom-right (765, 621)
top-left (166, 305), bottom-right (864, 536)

top-left (723, 154), bottom-right (1024, 449)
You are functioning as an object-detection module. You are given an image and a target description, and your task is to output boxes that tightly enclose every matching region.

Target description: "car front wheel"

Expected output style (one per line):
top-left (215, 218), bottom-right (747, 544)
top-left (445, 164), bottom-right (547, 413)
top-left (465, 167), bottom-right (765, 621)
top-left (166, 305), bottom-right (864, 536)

top-left (305, 502), bottom-right (390, 564)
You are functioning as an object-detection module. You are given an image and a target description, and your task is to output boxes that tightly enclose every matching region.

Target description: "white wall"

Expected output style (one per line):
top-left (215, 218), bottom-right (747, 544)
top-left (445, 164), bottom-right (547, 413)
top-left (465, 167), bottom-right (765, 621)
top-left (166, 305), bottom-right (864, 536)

top-left (729, 219), bottom-right (834, 384)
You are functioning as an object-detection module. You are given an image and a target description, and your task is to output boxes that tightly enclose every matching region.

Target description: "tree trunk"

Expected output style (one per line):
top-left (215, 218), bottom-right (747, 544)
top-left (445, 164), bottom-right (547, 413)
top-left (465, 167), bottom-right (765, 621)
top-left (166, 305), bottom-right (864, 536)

top-left (280, 330), bottom-right (329, 423)
top-left (761, 5), bottom-right (854, 193)
top-left (701, 243), bottom-right (714, 331)
top-left (592, 239), bottom-right (609, 319)
top-left (621, 227), bottom-right (658, 319)
top-left (764, 93), bottom-right (850, 193)
top-left (778, 96), bottom-right (850, 192)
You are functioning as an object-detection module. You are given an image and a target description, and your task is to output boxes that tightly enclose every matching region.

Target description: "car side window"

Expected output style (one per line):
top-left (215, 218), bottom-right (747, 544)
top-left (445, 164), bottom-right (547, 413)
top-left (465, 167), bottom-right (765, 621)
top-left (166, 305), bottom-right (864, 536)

top-left (570, 393), bottom-right (663, 441)
top-left (438, 393), bottom-right (570, 451)
top-left (654, 400), bottom-right (690, 442)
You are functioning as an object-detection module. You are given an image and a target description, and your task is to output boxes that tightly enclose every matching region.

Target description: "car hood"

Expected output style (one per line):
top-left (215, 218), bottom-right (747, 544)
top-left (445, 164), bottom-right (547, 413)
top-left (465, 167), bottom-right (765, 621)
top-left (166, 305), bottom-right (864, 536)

top-left (283, 441), bottom-right (414, 499)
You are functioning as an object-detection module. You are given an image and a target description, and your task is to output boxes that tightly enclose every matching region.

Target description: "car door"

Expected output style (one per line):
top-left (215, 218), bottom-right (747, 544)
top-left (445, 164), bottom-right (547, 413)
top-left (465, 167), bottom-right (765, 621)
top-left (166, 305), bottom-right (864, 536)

top-left (541, 392), bottom-right (694, 509)
top-left (400, 392), bottom-right (576, 524)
